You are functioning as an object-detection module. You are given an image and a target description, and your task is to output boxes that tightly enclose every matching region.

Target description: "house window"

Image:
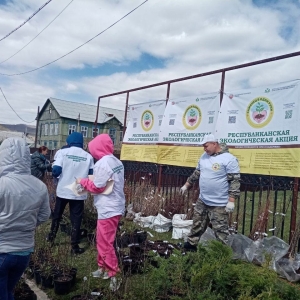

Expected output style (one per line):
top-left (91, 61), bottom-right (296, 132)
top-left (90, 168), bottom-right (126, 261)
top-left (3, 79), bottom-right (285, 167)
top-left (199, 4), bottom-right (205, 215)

top-left (44, 141), bottom-right (47, 146)
top-left (81, 126), bottom-right (88, 138)
top-left (45, 124), bottom-right (48, 136)
top-left (53, 141), bottom-right (58, 149)
top-left (54, 123), bottom-right (59, 135)
top-left (109, 128), bottom-right (116, 145)
top-left (40, 124), bottom-right (44, 137)
top-left (93, 128), bottom-right (99, 138)
top-left (49, 124), bottom-right (54, 135)
top-left (119, 131), bottom-right (123, 142)
top-left (68, 124), bottom-right (76, 135)
top-left (49, 141), bottom-right (53, 150)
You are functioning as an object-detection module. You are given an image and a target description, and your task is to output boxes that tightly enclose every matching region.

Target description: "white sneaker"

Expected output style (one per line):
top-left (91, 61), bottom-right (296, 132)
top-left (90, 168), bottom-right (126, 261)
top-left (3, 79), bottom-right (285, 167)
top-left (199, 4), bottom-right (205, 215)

top-left (91, 269), bottom-right (109, 279)
top-left (109, 276), bottom-right (122, 292)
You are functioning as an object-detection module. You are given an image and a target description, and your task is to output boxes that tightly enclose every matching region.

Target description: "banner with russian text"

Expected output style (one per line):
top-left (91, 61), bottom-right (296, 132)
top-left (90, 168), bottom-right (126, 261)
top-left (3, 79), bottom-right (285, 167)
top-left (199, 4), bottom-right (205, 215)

top-left (121, 100), bottom-right (165, 163)
top-left (215, 79), bottom-right (300, 176)
top-left (157, 92), bottom-right (220, 167)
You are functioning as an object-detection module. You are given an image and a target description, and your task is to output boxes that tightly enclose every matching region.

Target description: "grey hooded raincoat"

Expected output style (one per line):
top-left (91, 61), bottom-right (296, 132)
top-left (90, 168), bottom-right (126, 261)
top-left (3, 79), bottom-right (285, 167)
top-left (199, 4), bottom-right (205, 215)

top-left (0, 138), bottom-right (50, 253)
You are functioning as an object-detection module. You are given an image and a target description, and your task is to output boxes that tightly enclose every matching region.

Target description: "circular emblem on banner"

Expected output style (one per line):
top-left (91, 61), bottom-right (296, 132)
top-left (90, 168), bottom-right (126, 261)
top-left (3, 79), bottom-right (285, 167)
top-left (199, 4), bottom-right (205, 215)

top-left (246, 97), bottom-right (274, 128)
top-left (212, 163), bottom-right (220, 171)
top-left (182, 105), bottom-right (202, 130)
top-left (141, 110), bottom-right (154, 131)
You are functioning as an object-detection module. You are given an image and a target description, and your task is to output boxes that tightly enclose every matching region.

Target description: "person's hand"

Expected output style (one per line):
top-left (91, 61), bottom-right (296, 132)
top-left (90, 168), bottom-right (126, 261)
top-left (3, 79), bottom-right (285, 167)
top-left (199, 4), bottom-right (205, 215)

top-left (75, 178), bottom-right (82, 184)
top-left (225, 201), bottom-right (235, 213)
top-left (180, 184), bottom-right (188, 195)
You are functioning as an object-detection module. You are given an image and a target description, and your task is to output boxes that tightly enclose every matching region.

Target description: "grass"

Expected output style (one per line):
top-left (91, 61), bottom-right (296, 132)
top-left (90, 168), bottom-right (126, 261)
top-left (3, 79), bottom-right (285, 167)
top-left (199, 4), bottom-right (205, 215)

top-left (28, 217), bottom-right (300, 300)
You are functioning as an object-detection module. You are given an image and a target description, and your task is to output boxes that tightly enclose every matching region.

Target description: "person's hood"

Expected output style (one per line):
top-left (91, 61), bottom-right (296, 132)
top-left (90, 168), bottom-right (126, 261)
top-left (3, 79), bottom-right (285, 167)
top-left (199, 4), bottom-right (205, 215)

top-left (88, 134), bottom-right (114, 160)
top-left (0, 137), bottom-right (31, 176)
top-left (31, 151), bottom-right (46, 161)
top-left (66, 132), bottom-right (83, 148)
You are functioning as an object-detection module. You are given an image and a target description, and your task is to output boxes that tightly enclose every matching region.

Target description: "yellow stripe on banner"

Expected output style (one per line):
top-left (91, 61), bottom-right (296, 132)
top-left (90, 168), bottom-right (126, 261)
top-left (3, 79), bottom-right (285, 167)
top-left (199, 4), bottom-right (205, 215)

top-left (122, 144), bottom-right (300, 176)
top-left (230, 148), bottom-right (300, 177)
top-left (120, 144), bottom-right (158, 163)
top-left (157, 145), bottom-right (204, 167)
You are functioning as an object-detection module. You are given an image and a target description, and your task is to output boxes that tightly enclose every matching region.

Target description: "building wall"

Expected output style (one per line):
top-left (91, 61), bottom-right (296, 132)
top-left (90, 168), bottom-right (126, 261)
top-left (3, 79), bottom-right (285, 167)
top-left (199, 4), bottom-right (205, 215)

top-left (38, 105), bottom-right (123, 151)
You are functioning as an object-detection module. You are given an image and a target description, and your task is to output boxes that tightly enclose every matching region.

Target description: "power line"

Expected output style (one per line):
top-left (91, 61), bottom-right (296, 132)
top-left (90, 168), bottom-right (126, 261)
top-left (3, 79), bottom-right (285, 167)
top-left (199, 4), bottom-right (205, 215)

top-left (0, 0), bottom-right (149, 77)
top-left (0, 87), bottom-right (36, 123)
top-left (0, 0), bottom-right (75, 65)
top-left (0, 0), bottom-right (53, 43)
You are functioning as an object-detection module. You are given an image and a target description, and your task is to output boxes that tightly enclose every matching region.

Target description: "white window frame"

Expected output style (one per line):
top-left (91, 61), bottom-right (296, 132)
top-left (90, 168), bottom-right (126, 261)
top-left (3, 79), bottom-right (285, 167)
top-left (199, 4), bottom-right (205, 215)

top-left (81, 126), bottom-right (88, 138)
top-left (44, 124), bottom-right (48, 136)
top-left (68, 124), bottom-right (76, 135)
top-left (49, 123), bottom-right (54, 135)
top-left (54, 123), bottom-right (59, 135)
top-left (92, 127), bottom-right (99, 137)
top-left (109, 128), bottom-right (116, 145)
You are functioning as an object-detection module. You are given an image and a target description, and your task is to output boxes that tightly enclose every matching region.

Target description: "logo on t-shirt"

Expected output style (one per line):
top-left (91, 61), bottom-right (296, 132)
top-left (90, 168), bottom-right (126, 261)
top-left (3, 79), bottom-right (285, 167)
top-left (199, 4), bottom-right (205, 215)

top-left (212, 163), bottom-right (220, 171)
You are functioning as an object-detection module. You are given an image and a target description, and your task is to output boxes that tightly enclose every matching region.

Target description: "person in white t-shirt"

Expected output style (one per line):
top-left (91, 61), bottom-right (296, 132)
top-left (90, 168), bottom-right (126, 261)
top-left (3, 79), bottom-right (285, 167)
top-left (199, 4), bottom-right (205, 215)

top-left (180, 134), bottom-right (240, 251)
top-left (76, 134), bottom-right (125, 292)
top-left (47, 132), bottom-right (94, 254)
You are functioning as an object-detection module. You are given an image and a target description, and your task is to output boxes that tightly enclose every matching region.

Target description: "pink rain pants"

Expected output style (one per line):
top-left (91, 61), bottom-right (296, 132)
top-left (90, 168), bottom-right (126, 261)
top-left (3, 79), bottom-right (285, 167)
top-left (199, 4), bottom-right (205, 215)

top-left (96, 215), bottom-right (121, 277)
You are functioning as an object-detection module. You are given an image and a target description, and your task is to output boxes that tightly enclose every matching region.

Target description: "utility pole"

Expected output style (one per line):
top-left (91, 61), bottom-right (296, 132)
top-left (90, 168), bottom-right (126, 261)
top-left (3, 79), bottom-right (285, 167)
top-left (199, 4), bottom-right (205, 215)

top-left (34, 106), bottom-right (40, 148)
top-left (77, 113), bottom-right (80, 132)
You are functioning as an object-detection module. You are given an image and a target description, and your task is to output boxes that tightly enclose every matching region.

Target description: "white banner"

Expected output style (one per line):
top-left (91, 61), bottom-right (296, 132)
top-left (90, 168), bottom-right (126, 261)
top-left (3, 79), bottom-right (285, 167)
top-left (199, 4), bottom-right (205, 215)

top-left (123, 100), bottom-right (165, 144)
top-left (158, 92), bottom-right (220, 145)
top-left (216, 80), bottom-right (300, 147)
top-left (215, 79), bottom-right (300, 176)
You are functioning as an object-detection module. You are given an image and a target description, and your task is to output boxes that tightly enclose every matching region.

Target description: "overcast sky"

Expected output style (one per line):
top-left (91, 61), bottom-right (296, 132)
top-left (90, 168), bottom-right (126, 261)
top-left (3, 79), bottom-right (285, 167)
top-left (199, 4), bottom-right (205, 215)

top-left (0, 0), bottom-right (300, 124)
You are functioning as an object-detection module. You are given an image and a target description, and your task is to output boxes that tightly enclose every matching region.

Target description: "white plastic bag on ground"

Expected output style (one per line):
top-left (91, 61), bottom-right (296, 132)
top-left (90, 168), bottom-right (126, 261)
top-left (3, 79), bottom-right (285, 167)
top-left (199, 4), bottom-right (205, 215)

top-left (171, 214), bottom-right (193, 239)
top-left (151, 213), bottom-right (172, 233)
top-left (133, 213), bottom-right (155, 228)
top-left (199, 227), bottom-right (216, 245)
top-left (125, 203), bottom-right (135, 220)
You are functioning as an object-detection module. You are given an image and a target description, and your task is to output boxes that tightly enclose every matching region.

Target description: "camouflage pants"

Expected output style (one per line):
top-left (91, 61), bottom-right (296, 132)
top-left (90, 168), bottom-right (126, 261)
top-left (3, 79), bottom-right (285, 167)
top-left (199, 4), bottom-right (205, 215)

top-left (187, 199), bottom-right (229, 245)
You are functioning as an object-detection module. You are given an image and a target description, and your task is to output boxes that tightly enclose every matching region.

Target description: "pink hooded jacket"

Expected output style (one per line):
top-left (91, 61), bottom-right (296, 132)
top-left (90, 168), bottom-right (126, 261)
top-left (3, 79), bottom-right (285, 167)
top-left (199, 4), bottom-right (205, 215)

top-left (80, 134), bottom-right (114, 193)
top-left (80, 134), bottom-right (125, 220)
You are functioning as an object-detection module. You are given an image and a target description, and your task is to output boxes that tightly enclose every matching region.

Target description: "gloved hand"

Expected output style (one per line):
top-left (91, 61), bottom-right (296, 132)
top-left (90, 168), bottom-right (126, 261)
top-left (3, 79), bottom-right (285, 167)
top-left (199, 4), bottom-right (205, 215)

top-left (225, 201), bottom-right (235, 213)
top-left (180, 185), bottom-right (188, 195)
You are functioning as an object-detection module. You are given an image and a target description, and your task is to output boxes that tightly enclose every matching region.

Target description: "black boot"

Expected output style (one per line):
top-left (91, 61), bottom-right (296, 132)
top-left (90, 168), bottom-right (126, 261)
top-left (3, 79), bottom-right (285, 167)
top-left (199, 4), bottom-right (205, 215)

top-left (46, 233), bottom-right (55, 246)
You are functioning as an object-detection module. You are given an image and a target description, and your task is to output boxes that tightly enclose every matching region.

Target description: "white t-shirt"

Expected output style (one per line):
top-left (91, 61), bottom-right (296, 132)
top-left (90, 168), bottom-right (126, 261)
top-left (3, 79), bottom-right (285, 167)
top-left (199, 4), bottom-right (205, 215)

top-left (93, 154), bottom-right (125, 219)
top-left (53, 147), bottom-right (94, 200)
top-left (197, 152), bottom-right (240, 206)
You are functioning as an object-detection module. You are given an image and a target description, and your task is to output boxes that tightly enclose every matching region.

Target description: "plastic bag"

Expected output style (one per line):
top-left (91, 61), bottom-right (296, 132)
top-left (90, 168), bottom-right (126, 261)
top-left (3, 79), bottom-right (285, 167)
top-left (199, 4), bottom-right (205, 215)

top-left (227, 233), bottom-right (255, 262)
top-left (199, 227), bottom-right (216, 245)
top-left (151, 213), bottom-right (172, 233)
top-left (171, 214), bottom-right (193, 239)
top-left (133, 213), bottom-right (155, 228)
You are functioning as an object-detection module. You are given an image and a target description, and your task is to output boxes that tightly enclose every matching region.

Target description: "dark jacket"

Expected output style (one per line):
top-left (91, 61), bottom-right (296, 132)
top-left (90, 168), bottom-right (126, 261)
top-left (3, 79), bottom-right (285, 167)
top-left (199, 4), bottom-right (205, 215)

top-left (31, 151), bottom-right (49, 179)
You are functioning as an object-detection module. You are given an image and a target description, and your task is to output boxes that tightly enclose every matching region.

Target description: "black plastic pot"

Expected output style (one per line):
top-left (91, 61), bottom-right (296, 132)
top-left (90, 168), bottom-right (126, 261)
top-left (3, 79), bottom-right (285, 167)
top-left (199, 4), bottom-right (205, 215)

top-left (41, 274), bottom-right (54, 289)
top-left (69, 267), bottom-right (77, 286)
top-left (33, 268), bottom-right (41, 285)
top-left (54, 275), bottom-right (73, 295)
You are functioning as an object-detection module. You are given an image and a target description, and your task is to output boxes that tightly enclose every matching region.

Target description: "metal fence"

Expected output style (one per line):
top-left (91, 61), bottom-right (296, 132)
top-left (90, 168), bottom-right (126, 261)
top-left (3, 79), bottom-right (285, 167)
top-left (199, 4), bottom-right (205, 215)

top-left (123, 161), bottom-right (299, 245)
